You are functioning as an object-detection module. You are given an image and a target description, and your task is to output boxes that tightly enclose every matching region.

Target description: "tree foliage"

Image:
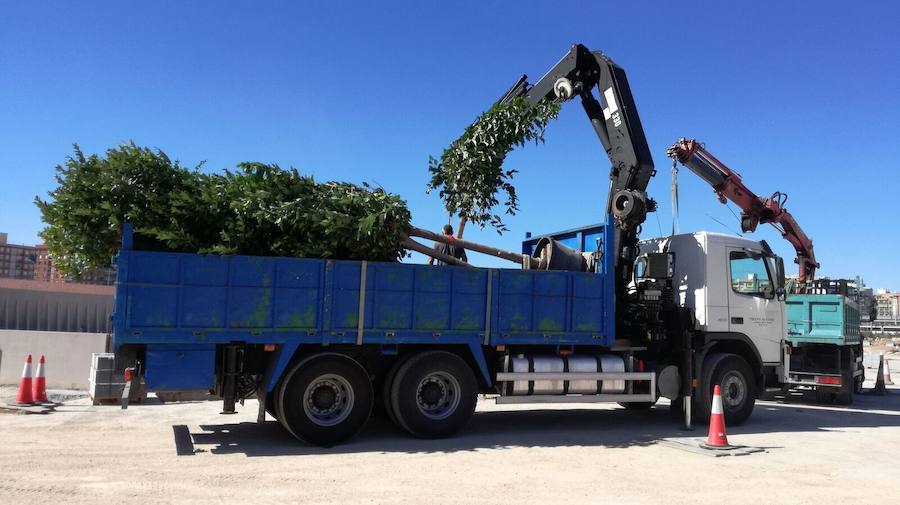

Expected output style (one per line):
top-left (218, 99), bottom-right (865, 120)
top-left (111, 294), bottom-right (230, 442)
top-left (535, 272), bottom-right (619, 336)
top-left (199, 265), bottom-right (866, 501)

top-left (34, 144), bottom-right (196, 276)
top-left (427, 96), bottom-right (560, 233)
top-left (35, 144), bottom-right (411, 277)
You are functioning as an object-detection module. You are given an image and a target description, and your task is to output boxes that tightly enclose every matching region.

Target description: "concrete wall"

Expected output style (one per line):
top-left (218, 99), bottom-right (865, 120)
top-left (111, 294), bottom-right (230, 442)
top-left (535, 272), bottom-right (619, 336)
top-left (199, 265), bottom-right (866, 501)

top-left (0, 330), bottom-right (108, 389)
top-left (0, 278), bottom-right (114, 333)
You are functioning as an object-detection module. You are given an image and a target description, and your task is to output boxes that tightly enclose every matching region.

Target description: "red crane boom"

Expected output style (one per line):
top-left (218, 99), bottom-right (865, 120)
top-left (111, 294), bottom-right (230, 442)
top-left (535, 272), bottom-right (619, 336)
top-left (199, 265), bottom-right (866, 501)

top-left (666, 138), bottom-right (818, 290)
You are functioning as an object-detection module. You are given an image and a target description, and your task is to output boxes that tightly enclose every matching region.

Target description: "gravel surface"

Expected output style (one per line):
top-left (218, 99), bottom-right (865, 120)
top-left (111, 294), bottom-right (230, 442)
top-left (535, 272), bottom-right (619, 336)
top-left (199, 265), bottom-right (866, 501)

top-left (1, 360), bottom-right (898, 505)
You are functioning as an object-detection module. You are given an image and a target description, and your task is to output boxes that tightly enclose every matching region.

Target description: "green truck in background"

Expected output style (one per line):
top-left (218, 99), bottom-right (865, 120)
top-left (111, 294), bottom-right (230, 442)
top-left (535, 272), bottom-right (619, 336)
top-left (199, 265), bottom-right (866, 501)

top-left (784, 278), bottom-right (864, 404)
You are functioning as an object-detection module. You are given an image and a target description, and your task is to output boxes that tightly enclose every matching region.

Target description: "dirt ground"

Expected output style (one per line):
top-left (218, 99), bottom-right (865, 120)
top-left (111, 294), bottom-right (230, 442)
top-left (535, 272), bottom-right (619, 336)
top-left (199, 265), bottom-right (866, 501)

top-left (1, 355), bottom-right (899, 505)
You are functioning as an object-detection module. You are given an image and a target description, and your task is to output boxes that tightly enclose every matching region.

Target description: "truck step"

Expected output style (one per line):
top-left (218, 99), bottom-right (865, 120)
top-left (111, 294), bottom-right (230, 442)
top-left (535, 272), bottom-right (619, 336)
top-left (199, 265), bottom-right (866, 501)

top-left (495, 393), bottom-right (656, 404)
top-left (494, 371), bottom-right (656, 404)
top-left (495, 372), bottom-right (653, 381)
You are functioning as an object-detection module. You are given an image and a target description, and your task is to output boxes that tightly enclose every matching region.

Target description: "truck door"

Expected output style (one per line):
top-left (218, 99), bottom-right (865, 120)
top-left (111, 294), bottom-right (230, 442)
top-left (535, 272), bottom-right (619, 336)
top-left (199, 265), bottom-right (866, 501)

top-left (726, 248), bottom-right (784, 363)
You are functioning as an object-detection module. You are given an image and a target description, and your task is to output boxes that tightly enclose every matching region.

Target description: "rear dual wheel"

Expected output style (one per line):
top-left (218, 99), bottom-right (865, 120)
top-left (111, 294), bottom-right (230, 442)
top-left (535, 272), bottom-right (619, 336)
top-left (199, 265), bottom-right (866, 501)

top-left (277, 354), bottom-right (373, 447)
top-left (387, 351), bottom-right (478, 438)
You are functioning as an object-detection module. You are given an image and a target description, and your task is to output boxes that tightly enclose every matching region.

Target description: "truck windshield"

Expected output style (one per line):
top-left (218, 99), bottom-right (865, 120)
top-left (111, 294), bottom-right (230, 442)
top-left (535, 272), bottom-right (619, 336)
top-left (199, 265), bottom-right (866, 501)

top-left (730, 250), bottom-right (774, 298)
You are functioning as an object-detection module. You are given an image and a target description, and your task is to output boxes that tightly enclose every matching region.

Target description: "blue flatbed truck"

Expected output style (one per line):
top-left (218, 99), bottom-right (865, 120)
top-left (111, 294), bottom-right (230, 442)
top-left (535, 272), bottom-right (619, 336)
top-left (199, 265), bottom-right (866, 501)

top-left (110, 44), bottom-right (794, 445)
top-left (105, 43), bottom-right (861, 447)
top-left (113, 222), bottom-right (666, 445)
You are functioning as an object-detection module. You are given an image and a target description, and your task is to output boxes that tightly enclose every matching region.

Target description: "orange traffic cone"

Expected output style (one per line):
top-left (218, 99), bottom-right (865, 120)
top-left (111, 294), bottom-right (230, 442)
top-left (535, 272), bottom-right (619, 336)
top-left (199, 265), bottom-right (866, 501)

top-left (884, 357), bottom-right (894, 386)
top-left (702, 384), bottom-right (731, 449)
top-left (33, 355), bottom-right (48, 404)
top-left (13, 355), bottom-right (35, 406)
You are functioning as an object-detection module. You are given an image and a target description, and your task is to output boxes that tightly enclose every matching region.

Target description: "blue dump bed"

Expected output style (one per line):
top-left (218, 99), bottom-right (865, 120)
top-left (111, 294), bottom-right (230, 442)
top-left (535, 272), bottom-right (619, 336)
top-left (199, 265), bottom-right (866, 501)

top-left (786, 294), bottom-right (860, 346)
top-left (112, 224), bottom-right (616, 391)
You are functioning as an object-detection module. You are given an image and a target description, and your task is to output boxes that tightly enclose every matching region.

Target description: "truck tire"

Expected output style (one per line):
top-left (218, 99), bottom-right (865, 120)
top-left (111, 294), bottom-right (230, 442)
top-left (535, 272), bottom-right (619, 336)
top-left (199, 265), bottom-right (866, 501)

top-left (815, 389), bottom-right (835, 404)
top-left (274, 374), bottom-right (293, 433)
top-left (390, 351), bottom-right (477, 438)
top-left (265, 393), bottom-right (278, 421)
top-left (277, 353), bottom-right (373, 447)
top-left (381, 354), bottom-right (414, 428)
top-left (699, 353), bottom-right (756, 426)
top-left (834, 351), bottom-right (856, 406)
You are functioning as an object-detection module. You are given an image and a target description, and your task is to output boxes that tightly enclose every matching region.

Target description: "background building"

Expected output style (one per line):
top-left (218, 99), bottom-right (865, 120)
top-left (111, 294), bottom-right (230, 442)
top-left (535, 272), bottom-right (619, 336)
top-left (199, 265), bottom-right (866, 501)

top-left (33, 244), bottom-right (63, 282)
top-left (0, 232), bottom-right (38, 280)
top-left (1, 232), bottom-right (114, 285)
top-left (858, 285), bottom-right (875, 321)
top-left (875, 291), bottom-right (900, 320)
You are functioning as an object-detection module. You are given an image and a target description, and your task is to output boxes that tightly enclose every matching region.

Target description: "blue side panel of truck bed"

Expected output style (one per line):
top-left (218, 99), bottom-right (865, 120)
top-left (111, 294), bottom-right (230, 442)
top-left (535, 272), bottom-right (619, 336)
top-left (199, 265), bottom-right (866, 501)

top-left (113, 223), bottom-right (616, 391)
top-left (521, 223), bottom-right (606, 257)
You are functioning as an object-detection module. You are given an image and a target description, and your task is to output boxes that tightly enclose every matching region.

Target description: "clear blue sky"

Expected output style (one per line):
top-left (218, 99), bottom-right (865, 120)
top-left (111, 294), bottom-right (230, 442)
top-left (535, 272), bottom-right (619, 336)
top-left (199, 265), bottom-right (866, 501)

top-left (2, 1), bottom-right (898, 288)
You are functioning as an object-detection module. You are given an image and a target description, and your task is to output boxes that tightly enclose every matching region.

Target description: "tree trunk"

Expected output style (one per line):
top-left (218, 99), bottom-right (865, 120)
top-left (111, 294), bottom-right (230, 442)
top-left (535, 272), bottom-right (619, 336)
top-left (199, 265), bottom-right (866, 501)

top-left (408, 226), bottom-right (539, 269)
top-left (456, 216), bottom-right (467, 239)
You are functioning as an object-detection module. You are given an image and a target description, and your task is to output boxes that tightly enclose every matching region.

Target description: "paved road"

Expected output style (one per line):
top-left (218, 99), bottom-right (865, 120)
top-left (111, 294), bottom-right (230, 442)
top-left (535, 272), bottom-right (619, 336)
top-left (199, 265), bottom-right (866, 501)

top-left (1, 361), bottom-right (898, 505)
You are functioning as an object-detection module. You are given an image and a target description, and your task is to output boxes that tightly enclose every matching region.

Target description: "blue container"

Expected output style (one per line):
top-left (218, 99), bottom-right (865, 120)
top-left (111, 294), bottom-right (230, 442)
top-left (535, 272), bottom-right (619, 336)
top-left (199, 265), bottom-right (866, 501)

top-left (786, 294), bottom-right (861, 345)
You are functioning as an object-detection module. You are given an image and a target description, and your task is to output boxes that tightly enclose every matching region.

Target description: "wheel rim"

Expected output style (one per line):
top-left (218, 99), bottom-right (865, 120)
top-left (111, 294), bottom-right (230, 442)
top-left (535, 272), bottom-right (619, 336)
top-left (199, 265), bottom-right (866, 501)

top-left (302, 373), bottom-right (355, 427)
top-left (415, 371), bottom-right (461, 420)
top-left (720, 371), bottom-right (746, 409)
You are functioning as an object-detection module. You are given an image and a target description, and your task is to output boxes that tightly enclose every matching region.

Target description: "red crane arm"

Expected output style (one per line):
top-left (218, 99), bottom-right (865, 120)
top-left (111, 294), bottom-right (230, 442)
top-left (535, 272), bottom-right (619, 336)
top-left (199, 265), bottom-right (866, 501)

top-left (666, 138), bottom-right (819, 287)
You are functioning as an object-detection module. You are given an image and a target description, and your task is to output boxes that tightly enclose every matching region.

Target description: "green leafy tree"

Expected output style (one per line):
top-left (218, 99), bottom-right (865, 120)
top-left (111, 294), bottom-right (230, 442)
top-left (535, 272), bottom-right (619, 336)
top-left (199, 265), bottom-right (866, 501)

top-left (427, 96), bottom-right (560, 236)
top-left (188, 163), bottom-right (411, 261)
top-left (36, 144), bottom-right (412, 277)
top-left (35, 143), bottom-right (198, 276)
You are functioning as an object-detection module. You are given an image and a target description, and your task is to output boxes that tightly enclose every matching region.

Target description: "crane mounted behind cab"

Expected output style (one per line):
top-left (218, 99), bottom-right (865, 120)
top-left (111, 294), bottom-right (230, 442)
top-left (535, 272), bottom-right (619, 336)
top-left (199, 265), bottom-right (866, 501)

top-left (498, 44), bottom-right (657, 301)
top-left (666, 138), bottom-right (819, 292)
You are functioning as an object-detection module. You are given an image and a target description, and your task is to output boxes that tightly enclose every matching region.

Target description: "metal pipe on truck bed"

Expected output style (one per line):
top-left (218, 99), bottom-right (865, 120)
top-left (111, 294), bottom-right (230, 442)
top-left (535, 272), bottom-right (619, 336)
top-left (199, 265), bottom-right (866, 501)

top-left (400, 237), bottom-right (472, 267)
top-left (408, 226), bottom-right (539, 269)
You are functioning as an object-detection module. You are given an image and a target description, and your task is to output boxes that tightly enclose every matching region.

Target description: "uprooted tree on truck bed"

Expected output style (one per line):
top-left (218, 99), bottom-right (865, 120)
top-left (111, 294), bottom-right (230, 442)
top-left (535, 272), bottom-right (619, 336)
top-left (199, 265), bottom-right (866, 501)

top-left (36, 97), bottom-right (559, 277)
top-left (35, 143), bottom-right (411, 277)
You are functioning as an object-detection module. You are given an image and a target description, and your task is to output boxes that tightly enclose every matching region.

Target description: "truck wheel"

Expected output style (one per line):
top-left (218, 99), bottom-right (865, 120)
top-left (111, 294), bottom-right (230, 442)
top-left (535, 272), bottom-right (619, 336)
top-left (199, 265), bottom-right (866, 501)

top-left (834, 354), bottom-right (855, 405)
top-left (381, 354), bottom-right (413, 428)
top-left (274, 374), bottom-right (294, 434)
top-left (390, 351), bottom-right (477, 438)
top-left (277, 353), bottom-right (373, 447)
top-left (700, 353), bottom-right (756, 426)
top-left (815, 389), bottom-right (835, 404)
top-left (265, 393), bottom-right (278, 421)
top-left (833, 386), bottom-right (853, 405)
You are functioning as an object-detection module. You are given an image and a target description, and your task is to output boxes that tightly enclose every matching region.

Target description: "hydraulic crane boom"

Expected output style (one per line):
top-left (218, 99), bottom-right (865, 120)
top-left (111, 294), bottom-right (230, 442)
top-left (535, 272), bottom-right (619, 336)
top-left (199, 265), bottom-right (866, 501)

top-left (498, 44), bottom-right (656, 300)
top-left (666, 138), bottom-right (819, 290)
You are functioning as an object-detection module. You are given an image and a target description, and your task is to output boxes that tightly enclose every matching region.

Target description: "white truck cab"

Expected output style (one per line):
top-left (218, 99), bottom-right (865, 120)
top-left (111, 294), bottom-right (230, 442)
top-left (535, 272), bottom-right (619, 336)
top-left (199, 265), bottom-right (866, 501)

top-left (641, 231), bottom-right (788, 422)
top-left (643, 232), bottom-right (785, 363)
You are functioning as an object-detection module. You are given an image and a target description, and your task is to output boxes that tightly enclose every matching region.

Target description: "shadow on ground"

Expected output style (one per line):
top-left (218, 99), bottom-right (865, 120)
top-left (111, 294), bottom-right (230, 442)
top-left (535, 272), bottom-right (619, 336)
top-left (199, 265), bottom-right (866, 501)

top-left (176, 387), bottom-right (900, 457)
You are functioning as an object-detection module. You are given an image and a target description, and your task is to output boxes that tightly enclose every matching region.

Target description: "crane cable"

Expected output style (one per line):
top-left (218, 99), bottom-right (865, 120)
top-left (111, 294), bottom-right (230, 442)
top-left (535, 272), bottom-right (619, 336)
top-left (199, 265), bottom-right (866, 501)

top-left (671, 158), bottom-right (679, 236)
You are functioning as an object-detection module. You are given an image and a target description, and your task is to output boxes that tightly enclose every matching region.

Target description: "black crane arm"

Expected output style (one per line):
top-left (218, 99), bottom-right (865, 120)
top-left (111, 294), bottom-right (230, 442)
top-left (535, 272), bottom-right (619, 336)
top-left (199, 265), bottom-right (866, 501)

top-left (499, 44), bottom-right (656, 302)
top-left (499, 44), bottom-right (656, 227)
